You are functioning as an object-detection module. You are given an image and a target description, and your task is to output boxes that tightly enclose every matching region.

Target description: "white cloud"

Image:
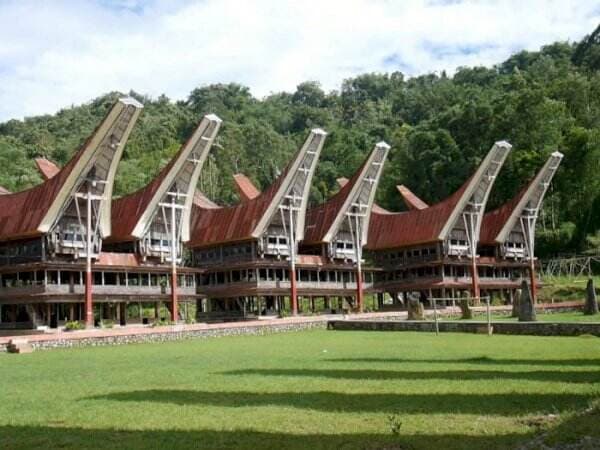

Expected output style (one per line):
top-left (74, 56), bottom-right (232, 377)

top-left (0, 0), bottom-right (598, 121)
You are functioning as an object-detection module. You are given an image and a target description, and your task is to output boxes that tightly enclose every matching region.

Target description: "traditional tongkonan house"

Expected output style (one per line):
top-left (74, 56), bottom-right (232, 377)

top-left (477, 151), bottom-right (564, 302)
top-left (0, 98), bottom-right (143, 328)
top-left (188, 129), bottom-right (327, 319)
top-left (299, 142), bottom-right (390, 312)
top-left (97, 113), bottom-right (222, 324)
top-left (365, 141), bottom-right (512, 305)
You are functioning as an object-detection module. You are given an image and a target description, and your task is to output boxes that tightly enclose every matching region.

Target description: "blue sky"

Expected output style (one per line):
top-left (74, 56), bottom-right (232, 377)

top-left (0, 0), bottom-right (598, 121)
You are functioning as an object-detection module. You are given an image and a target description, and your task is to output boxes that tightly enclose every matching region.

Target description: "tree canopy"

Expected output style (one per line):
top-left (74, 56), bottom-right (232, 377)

top-left (1, 27), bottom-right (599, 257)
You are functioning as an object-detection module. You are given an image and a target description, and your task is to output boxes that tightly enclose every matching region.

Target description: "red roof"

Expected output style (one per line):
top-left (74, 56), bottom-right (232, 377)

top-left (0, 119), bottom-right (102, 241)
top-left (189, 128), bottom-right (328, 249)
top-left (479, 184), bottom-right (529, 246)
top-left (189, 164), bottom-right (290, 248)
top-left (108, 120), bottom-right (211, 243)
top-left (193, 190), bottom-right (219, 209)
top-left (303, 145), bottom-right (389, 245)
top-left (303, 164), bottom-right (365, 245)
top-left (366, 181), bottom-right (469, 250)
top-left (397, 185), bottom-right (429, 210)
top-left (233, 173), bottom-right (260, 201)
top-left (336, 176), bottom-right (390, 214)
top-left (35, 158), bottom-right (60, 180)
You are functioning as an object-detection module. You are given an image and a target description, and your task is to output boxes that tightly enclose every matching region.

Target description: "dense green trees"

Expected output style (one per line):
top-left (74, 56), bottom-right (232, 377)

top-left (1, 28), bottom-right (599, 257)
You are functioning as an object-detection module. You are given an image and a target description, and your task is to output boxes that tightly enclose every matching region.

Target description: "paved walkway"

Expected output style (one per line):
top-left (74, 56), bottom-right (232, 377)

top-left (0, 301), bottom-right (582, 347)
top-left (0, 311), bottom-right (407, 346)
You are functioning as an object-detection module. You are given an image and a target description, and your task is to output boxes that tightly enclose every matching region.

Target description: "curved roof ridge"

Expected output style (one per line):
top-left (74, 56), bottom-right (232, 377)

top-left (189, 129), bottom-right (326, 248)
top-left (108, 114), bottom-right (221, 243)
top-left (0, 98), bottom-right (142, 241)
top-left (366, 177), bottom-right (471, 250)
top-left (303, 141), bottom-right (390, 245)
top-left (479, 184), bottom-right (529, 246)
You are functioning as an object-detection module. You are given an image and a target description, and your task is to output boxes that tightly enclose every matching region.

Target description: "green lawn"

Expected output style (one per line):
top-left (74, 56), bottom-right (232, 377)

top-left (447, 310), bottom-right (600, 322)
top-left (1, 330), bottom-right (599, 449)
top-left (539, 275), bottom-right (600, 302)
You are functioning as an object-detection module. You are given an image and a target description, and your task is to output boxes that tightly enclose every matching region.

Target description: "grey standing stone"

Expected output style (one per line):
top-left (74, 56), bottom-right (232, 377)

top-left (460, 299), bottom-right (473, 319)
top-left (584, 278), bottom-right (598, 315)
top-left (518, 280), bottom-right (537, 322)
top-left (407, 299), bottom-right (425, 320)
top-left (511, 288), bottom-right (521, 318)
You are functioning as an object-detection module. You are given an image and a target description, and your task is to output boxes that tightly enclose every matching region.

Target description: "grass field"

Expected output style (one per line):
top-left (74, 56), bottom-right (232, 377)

top-left (447, 310), bottom-right (600, 322)
top-left (539, 275), bottom-right (600, 302)
top-left (1, 330), bottom-right (599, 449)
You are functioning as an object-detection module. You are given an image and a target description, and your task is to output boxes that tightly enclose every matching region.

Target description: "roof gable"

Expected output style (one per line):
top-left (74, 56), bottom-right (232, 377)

top-left (0, 98), bottom-right (142, 242)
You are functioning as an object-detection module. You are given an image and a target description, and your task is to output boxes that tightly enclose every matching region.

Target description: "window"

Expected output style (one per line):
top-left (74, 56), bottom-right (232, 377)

top-left (268, 237), bottom-right (278, 245)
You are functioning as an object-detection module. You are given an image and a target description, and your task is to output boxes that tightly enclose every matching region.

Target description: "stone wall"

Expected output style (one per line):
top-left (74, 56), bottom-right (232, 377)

top-left (1, 321), bottom-right (327, 352)
top-left (328, 320), bottom-right (600, 337)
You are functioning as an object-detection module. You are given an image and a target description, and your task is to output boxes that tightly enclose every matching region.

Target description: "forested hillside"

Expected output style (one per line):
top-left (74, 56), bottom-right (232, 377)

top-left (1, 26), bottom-right (599, 258)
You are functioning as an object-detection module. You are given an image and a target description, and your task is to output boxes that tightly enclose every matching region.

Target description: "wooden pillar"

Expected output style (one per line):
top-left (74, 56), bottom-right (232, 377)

top-left (119, 302), bottom-right (127, 326)
top-left (529, 259), bottom-right (537, 303)
top-left (471, 258), bottom-right (480, 303)
top-left (290, 268), bottom-right (298, 315)
top-left (170, 270), bottom-right (178, 322)
top-left (356, 268), bottom-right (364, 313)
top-left (84, 270), bottom-right (93, 327)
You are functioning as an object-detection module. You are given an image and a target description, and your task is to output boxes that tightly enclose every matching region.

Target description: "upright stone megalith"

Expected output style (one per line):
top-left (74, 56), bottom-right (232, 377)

top-left (511, 287), bottom-right (521, 318)
top-left (460, 298), bottom-right (472, 319)
top-left (407, 299), bottom-right (425, 320)
top-left (584, 278), bottom-right (598, 315)
top-left (518, 280), bottom-right (537, 322)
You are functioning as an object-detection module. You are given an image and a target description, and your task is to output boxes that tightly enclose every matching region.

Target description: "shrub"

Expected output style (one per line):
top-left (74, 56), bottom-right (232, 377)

top-left (101, 320), bottom-right (114, 329)
top-left (152, 319), bottom-right (175, 327)
top-left (387, 412), bottom-right (402, 435)
top-left (64, 321), bottom-right (85, 331)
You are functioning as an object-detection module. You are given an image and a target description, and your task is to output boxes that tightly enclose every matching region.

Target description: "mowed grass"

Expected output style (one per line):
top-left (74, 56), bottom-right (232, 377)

top-left (1, 330), bottom-right (599, 450)
top-left (447, 311), bottom-right (600, 322)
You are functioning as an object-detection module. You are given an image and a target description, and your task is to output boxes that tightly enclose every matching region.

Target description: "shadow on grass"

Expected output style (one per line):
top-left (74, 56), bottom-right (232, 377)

top-left (220, 367), bottom-right (600, 383)
top-left (6, 406), bottom-right (600, 450)
top-left (324, 357), bottom-right (600, 367)
top-left (87, 390), bottom-right (594, 415)
top-left (0, 424), bottom-right (529, 450)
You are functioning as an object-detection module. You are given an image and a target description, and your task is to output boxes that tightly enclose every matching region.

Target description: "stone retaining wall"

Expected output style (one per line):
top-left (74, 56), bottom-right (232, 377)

top-left (328, 320), bottom-right (600, 337)
top-left (1, 321), bottom-right (327, 352)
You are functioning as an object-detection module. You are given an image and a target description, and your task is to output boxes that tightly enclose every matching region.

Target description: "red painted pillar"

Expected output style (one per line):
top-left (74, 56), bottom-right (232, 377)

top-left (356, 268), bottom-right (364, 313)
top-left (84, 270), bottom-right (93, 327)
top-left (170, 269), bottom-right (178, 322)
top-left (529, 259), bottom-right (537, 304)
top-left (290, 268), bottom-right (298, 315)
top-left (470, 257), bottom-right (480, 302)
